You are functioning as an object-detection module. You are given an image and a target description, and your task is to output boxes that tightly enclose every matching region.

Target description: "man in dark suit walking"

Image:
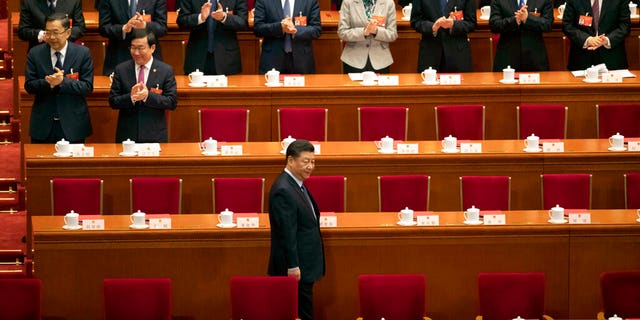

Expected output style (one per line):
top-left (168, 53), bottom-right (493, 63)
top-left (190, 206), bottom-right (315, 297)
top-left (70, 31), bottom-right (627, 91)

top-left (25, 13), bottom-right (93, 144)
top-left (177, 0), bottom-right (248, 75)
top-left (254, 0), bottom-right (321, 74)
top-left (562, 0), bottom-right (630, 70)
top-left (490, 0), bottom-right (554, 71)
top-left (268, 139), bottom-right (325, 320)
top-left (410, 0), bottom-right (476, 72)
top-left (98, 0), bottom-right (168, 75)
top-left (109, 29), bottom-right (177, 143)
top-left (18, 0), bottom-right (86, 50)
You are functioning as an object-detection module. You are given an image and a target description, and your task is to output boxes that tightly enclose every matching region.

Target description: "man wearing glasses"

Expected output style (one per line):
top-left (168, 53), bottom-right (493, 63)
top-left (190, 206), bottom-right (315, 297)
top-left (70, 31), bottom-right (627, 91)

top-left (24, 13), bottom-right (94, 144)
top-left (18, 0), bottom-right (86, 51)
top-left (109, 29), bottom-right (177, 143)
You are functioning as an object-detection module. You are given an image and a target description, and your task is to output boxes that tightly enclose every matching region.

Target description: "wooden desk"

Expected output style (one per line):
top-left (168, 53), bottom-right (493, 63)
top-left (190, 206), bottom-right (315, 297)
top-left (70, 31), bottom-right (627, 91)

top-left (31, 210), bottom-right (640, 320)
top-left (18, 72), bottom-right (640, 143)
top-left (24, 139), bottom-right (640, 217)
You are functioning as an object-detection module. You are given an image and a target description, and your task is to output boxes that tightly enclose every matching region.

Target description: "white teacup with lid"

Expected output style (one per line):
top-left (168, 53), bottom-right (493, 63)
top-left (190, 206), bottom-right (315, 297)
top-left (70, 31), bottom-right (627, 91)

top-left (502, 65), bottom-right (515, 82)
top-left (64, 210), bottom-right (79, 228)
top-left (609, 132), bottom-right (624, 150)
top-left (442, 135), bottom-right (457, 151)
top-left (398, 207), bottom-right (414, 224)
top-left (281, 135), bottom-right (296, 152)
top-left (402, 3), bottom-right (412, 18)
top-left (55, 139), bottom-right (71, 154)
top-left (380, 135), bottom-right (394, 152)
top-left (585, 65), bottom-right (599, 82)
top-left (480, 5), bottom-right (491, 18)
top-left (122, 138), bottom-right (136, 154)
top-left (464, 205), bottom-right (480, 222)
top-left (203, 137), bottom-right (218, 154)
top-left (548, 204), bottom-right (565, 222)
top-left (188, 69), bottom-right (204, 83)
top-left (130, 210), bottom-right (146, 227)
top-left (524, 133), bottom-right (540, 151)
top-left (421, 67), bottom-right (437, 84)
top-left (265, 68), bottom-right (280, 85)
top-left (218, 208), bottom-right (234, 226)
top-left (609, 314), bottom-right (623, 320)
top-left (630, 2), bottom-right (638, 16)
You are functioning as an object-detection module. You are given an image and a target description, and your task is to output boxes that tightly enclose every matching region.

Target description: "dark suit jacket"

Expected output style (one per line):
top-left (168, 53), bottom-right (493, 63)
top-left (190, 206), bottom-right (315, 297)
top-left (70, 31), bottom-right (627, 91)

top-left (268, 171), bottom-right (325, 283)
top-left (25, 41), bottom-right (94, 141)
top-left (410, 0), bottom-right (477, 72)
top-left (562, 0), bottom-right (630, 70)
top-left (490, 0), bottom-right (553, 71)
top-left (177, 0), bottom-right (248, 75)
top-left (18, 0), bottom-right (86, 50)
top-left (254, 0), bottom-right (322, 74)
top-left (98, 0), bottom-right (168, 75)
top-left (109, 59), bottom-right (177, 143)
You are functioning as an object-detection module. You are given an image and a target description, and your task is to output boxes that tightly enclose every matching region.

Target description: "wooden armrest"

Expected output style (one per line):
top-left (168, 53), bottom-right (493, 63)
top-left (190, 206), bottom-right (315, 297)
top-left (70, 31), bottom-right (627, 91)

top-left (597, 311), bottom-right (606, 320)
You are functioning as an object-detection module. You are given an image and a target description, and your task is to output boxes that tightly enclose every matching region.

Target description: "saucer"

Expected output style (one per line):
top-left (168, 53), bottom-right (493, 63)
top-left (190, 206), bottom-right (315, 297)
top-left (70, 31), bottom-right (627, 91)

top-left (583, 78), bottom-right (601, 83)
top-left (441, 148), bottom-right (460, 153)
top-left (280, 149), bottom-right (286, 154)
top-left (201, 150), bottom-right (220, 156)
top-left (360, 81), bottom-right (377, 86)
top-left (378, 149), bottom-right (396, 154)
top-left (422, 80), bottom-right (439, 85)
top-left (129, 224), bottom-right (149, 229)
top-left (463, 220), bottom-right (483, 225)
top-left (397, 220), bottom-right (417, 226)
top-left (480, 15), bottom-right (489, 20)
top-left (217, 223), bottom-right (237, 228)
top-left (53, 152), bottom-right (72, 157)
top-left (523, 147), bottom-right (542, 152)
top-left (265, 82), bottom-right (283, 87)
top-left (556, 14), bottom-right (563, 19)
top-left (62, 225), bottom-right (82, 230)
top-left (632, 14), bottom-right (640, 18)
top-left (499, 79), bottom-right (518, 84)
top-left (548, 219), bottom-right (567, 224)
top-left (188, 82), bottom-right (207, 87)
top-left (608, 146), bottom-right (626, 151)
top-left (401, 16), bottom-right (410, 21)
top-left (119, 151), bottom-right (137, 157)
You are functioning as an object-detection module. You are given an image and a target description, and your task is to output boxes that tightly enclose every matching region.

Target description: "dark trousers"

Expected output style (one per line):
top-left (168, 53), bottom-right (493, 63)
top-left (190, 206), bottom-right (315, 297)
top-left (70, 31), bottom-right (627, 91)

top-left (31, 120), bottom-right (84, 144)
top-left (204, 52), bottom-right (218, 75)
top-left (298, 281), bottom-right (314, 320)
top-left (342, 58), bottom-right (390, 74)
top-left (282, 52), bottom-right (296, 74)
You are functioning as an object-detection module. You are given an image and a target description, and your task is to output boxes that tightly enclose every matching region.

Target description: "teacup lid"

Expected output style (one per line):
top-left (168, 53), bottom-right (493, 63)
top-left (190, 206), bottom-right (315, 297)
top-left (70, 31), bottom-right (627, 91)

top-left (221, 208), bottom-right (234, 214)
top-left (123, 138), bottom-right (135, 144)
top-left (503, 65), bottom-right (514, 72)
top-left (381, 135), bottom-right (393, 141)
top-left (56, 138), bottom-right (69, 145)
top-left (205, 137), bottom-right (216, 142)
top-left (66, 210), bottom-right (78, 216)
top-left (283, 135), bottom-right (296, 142)
top-left (268, 68), bottom-right (279, 74)
top-left (467, 205), bottom-right (479, 212)
top-left (513, 317), bottom-right (525, 320)
top-left (609, 314), bottom-right (623, 320)
top-left (612, 132), bottom-right (624, 138)
top-left (529, 133), bottom-right (538, 138)
top-left (191, 68), bottom-right (203, 74)
top-left (401, 206), bottom-right (413, 213)
top-left (133, 209), bottom-right (145, 216)
top-left (445, 134), bottom-right (456, 140)
top-left (552, 204), bottom-right (564, 210)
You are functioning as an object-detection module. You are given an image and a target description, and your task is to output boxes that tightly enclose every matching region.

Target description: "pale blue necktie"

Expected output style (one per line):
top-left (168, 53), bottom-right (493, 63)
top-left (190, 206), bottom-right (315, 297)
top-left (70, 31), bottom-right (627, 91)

top-left (441, 0), bottom-right (448, 16)
top-left (283, 0), bottom-right (292, 53)
top-left (207, 0), bottom-right (216, 52)
top-left (130, 0), bottom-right (137, 17)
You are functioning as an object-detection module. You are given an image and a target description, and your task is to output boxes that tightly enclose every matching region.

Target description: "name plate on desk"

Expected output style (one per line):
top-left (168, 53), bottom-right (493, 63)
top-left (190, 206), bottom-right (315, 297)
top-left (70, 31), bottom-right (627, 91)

top-left (397, 143), bottom-right (419, 154)
top-left (149, 218), bottom-right (172, 229)
top-left (377, 75), bottom-right (399, 86)
top-left (284, 76), bottom-right (305, 87)
top-left (416, 212), bottom-right (439, 226)
top-left (628, 140), bottom-right (640, 151)
top-left (72, 146), bottom-right (94, 157)
top-left (236, 214), bottom-right (259, 228)
top-left (543, 142), bottom-right (564, 152)
top-left (602, 72), bottom-right (623, 83)
top-left (439, 74), bottom-right (461, 85)
top-left (460, 143), bottom-right (482, 153)
top-left (313, 144), bottom-right (321, 154)
top-left (82, 219), bottom-right (104, 230)
top-left (221, 145), bottom-right (243, 156)
top-left (319, 212), bottom-right (337, 227)
top-left (568, 212), bottom-right (591, 224)
top-left (483, 213), bottom-right (506, 225)
top-left (519, 73), bottom-right (540, 84)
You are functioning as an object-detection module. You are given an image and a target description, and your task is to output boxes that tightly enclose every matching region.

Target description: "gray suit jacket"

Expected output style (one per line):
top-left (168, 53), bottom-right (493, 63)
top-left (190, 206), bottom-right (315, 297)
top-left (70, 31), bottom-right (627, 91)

top-left (338, 0), bottom-right (397, 70)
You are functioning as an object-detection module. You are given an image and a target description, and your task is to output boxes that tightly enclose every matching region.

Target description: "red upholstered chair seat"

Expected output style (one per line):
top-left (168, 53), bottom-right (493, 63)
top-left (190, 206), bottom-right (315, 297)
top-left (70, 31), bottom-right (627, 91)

top-left (277, 108), bottom-right (328, 141)
top-left (600, 270), bottom-right (640, 319)
top-left (517, 104), bottom-right (568, 139)
top-left (199, 108), bottom-right (249, 142)
top-left (358, 106), bottom-right (409, 141)
top-left (478, 273), bottom-right (548, 320)
top-left (541, 174), bottom-right (592, 210)
top-left (130, 178), bottom-right (182, 214)
top-left (435, 105), bottom-right (485, 140)
top-left (378, 175), bottom-right (430, 212)
top-left (212, 177), bottom-right (265, 213)
top-left (625, 173), bottom-right (640, 209)
top-left (104, 278), bottom-right (172, 320)
top-left (460, 176), bottom-right (511, 211)
top-left (304, 175), bottom-right (347, 212)
top-left (50, 178), bottom-right (103, 215)
top-left (597, 104), bottom-right (640, 138)
top-left (230, 276), bottom-right (298, 320)
top-left (358, 274), bottom-right (428, 320)
top-left (0, 278), bottom-right (41, 319)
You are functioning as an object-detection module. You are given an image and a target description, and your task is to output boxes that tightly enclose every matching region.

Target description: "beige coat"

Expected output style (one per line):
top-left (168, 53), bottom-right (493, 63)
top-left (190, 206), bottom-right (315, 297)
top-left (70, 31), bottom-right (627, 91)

top-left (338, 0), bottom-right (398, 70)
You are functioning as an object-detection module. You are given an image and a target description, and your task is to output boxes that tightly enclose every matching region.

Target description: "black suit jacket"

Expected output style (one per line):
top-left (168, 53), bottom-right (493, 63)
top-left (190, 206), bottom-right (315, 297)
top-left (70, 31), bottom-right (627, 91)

top-left (109, 59), bottom-right (177, 143)
top-left (410, 0), bottom-right (477, 72)
top-left (562, 0), bottom-right (630, 70)
top-left (18, 0), bottom-right (86, 50)
top-left (254, 0), bottom-right (322, 74)
top-left (268, 171), bottom-right (325, 283)
top-left (25, 41), bottom-right (93, 142)
top-left (490, 0), bottom-right (553, 71)
top-left (98, 0), bottom-right (168, 75)
top-left (177, 0), bottom-right (248, 75)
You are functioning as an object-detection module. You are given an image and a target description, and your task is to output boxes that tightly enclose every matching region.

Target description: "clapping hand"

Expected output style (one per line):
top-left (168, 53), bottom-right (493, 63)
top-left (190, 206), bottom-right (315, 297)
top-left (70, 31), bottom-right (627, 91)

top-left (281, 16), bottom-right (297, 34)
top-left (131, 82), bottom-right (148, 102)
top-left (45, 67), bottom-right (64, 88)
top-left (211, 2), bottom-right (227, 21)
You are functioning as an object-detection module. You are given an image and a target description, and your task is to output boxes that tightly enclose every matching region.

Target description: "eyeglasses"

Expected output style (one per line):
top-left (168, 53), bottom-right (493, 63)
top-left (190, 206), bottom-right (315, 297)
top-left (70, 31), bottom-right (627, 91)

top-left (44, 28), bottom-right (69, 38)
top-left (129, 45), bottom-right (149, 52)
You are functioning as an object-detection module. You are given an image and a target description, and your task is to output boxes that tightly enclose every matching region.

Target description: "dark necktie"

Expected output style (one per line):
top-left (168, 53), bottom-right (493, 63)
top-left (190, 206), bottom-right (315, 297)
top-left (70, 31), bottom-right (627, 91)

top-left (48, 0), bottom-right (55, 13)
top-left (518, 0), bottom-right (525, 9)
top-left (592, 0), bottom-right (600, 33)
top-left (283, 0), bottom-right (292, 53)
top-left (207, 0), bottom-right (216, 53)
top-left (130, 0), bottom-right (138, 17)
top-left (54, 51), bottom-right (63, 70)
top-left (301, 185), bottom-right (316, 220)
top-left (441, 0), bottom-right (448, 16)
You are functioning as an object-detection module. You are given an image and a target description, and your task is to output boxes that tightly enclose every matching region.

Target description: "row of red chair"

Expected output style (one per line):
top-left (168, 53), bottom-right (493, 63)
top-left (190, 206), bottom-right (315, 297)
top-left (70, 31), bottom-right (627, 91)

top-left (51, 173), bottom-right (640, 215)
top-left (199, 104), bottom-right (640, 142)
top-left (3, 271), bottom-right (639, 320)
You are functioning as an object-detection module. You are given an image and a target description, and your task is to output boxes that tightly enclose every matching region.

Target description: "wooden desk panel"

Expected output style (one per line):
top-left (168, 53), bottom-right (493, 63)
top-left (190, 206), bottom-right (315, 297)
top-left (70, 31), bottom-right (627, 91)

top-left (31, 210), bottom-right (640, 320)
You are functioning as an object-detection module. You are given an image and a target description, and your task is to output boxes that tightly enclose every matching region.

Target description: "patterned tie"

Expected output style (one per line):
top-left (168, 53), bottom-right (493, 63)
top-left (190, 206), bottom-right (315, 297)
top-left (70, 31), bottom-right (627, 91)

top-left (54, 51), bottom-right (63, 70)
top-left (130, 0), bottom-right (138, 17)
top-left (441, 0), bottom-right (448, 16)
top-left (207, 0), bottom-right (216, 53)
top-left (48, 0), bottom-right (55, 13)
top-left (301, 185), bottom-right (316, 220)
top-left (283, 0), bottom-right (292, 53)
top-left (519, 0), bottom-right (525, 9)
top-left (137, 65), bottom-right (145, 83)
top-left (592, 0), bottom-right (600, 33)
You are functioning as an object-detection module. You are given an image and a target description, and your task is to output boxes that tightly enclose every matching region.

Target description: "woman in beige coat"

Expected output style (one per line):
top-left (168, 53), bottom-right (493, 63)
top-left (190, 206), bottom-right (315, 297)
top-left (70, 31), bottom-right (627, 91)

top-left (338, 0), bottom-right (398, 73)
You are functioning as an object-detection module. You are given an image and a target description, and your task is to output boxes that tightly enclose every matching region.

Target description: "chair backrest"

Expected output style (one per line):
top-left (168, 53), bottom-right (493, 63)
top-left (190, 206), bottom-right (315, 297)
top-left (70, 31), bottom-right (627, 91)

top-left (130, 178), bottom-right (182, 214)
top-left (277, 108), bottom-right (328, 141)
top-left (460, 176), bottom-right (511, 211)
top-left (541, 174), bottom-right (592, 209)
top-left (50, 178), bottom-right (103, 215)
top-left (378, 175), bottom-right (430, 212)
top-left (0, 278), bottom-right (41, 320)
top-left (198, 108), bottom-right (249, 142)
top-left (597, 104), bottom-right (640, 138)
top-left (358, 274), bottom-right (426, 320)
top-left (478, 273), bottom-right (546, 320)
top-left (435, 105), bottom-right (485, 140)
top-left (625, 173), bottom-right (640, 209)
top-left (104, 278), bottom-right (172, 320)
top-left (517, 104), bottom-right (568, 139)
top-left (304, 175), bottom-right (347, 212)
top-left (358, 106), bottom-right (409, 141)
top-left (212, 178), bottom-right (265, 213)
top-left (230, 276), bottom-right (298, 320)
top-left (600, 270), bottom-right (640, 319)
